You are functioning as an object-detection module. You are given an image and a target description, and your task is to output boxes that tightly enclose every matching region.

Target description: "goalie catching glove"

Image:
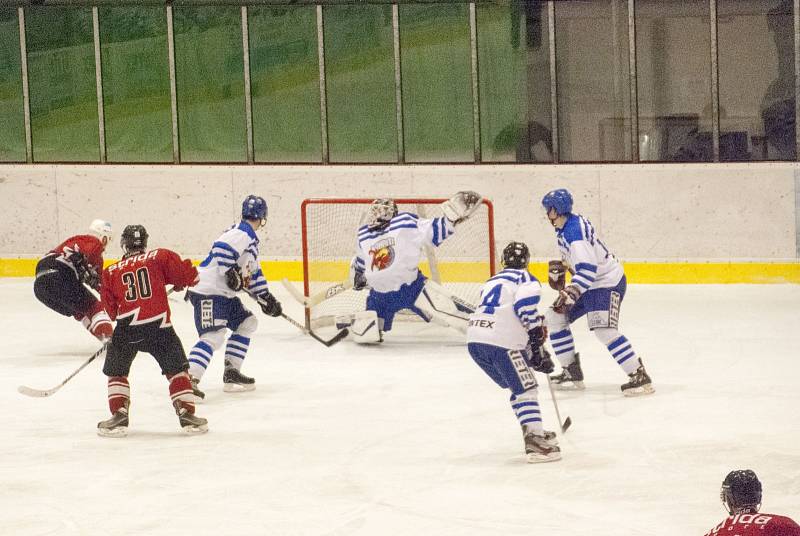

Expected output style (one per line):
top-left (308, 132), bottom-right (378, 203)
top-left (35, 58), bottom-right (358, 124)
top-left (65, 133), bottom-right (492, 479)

top-left (526, 325), bottom-right (554, 373)
top-left (441, 191), bottom-right (482, 225)
top-left (552, 284), bottom-right (581, 314)
top-left (255, 290), bottom-right (282, 317)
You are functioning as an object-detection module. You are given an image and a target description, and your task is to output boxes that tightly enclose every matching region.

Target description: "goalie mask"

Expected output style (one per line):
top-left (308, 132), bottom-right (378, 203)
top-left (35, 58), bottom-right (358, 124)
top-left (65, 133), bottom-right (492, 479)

top-left (366, 198), bottom-right (397, 230)
top-left (501, 241), bottom-right (530, 270)
top-left (721, 470), bottom-right (762, 515)
top-left (121, 225), bottom-right (149, 257)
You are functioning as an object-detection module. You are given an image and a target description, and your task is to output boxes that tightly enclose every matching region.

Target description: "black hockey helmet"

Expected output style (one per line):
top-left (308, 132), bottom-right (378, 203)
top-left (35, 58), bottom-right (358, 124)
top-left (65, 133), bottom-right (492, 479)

top-left (121, 225), bottom-right (149, 257)
top-left (501, 241), bottom-right (530, 270)
top-left (721, 470), bottom-right (762, 515)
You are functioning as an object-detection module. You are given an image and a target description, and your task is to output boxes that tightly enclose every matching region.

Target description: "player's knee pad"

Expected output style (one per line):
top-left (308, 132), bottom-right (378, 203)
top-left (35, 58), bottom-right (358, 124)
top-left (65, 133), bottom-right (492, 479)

top-left (351, 310), bottom-right (382, 344)
top-left (234, 314), bottom-right (258, 337)
top-left (199, 329), bottom-right (227, 352)
top-left (593, 326), bottom-right (622, 346)
top-left (544, 308), bottom-right (569, 333)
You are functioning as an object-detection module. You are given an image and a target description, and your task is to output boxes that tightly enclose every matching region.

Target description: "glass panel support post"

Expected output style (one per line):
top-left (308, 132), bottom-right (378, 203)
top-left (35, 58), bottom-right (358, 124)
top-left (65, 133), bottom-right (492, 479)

top-left (17, 7), bottom-right (32, 163)
top-left (316, 5), bottom-right (329, 164)
top-left (92, 6), bottom-right (106, 163)
top-left (166, 4), bottom-right (180, 163)
top-left (242, 6), bottom-right (254, 164)
top-left (709, 0), bottom-right (720, 162)
top-left (547, 0), bottom-right (559, 163)
top-left (469, 2), bottom-right (480, 163)
top-left (392, 3), bottom-right (404, 163)
top-left (627, 0), bottom-right (639, 162)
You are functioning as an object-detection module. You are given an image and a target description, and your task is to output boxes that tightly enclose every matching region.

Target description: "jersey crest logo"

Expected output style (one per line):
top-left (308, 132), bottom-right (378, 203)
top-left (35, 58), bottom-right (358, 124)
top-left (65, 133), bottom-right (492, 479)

top-left (369, 238), bottom-right (396, 271)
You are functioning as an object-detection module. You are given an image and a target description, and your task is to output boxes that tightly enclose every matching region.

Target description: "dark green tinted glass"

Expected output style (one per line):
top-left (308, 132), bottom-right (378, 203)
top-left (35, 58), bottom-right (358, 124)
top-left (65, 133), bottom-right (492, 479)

top-left (0, 8), bottom-right (25, 162)
top-left (100, 7), bottom-right (172, 162)
top-left (399, 4), bottom-right (472, 162)
top-left (324, 5), bottom-right (396, 163)
top-left (174, 6), bottom-right (246, 162)
top-left (477, 1), bottom-right (553, 162)
top-left (249, 6), bottom-right (321, 163)
top-left (26, 7), bottom-right (99, 162)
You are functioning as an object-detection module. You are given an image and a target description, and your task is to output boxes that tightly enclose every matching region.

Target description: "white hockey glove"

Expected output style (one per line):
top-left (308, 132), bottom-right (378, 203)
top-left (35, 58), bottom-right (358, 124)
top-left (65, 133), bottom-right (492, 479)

top-left (441, 191), bottom-right (482, 225)
top-left (552, 284), bottom-right (581, 314)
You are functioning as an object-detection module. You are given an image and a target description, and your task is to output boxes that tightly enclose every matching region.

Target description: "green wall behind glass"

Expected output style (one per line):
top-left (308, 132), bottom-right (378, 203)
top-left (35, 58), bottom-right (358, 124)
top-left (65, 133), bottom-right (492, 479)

top-left (400, 4), bottom-right (473, 162)
top-left (249, 6), bottom-right (321, 163)
top-left (0, 9), bottom-right (25, 162)
top-left (324, 5), bottom-right (397, 163)
top-left (100, 7), bottom-right (172, 162)
top-left (26, 7), bottom-right (99, 162)
top-left (174, 6), bottom-right (246, 162)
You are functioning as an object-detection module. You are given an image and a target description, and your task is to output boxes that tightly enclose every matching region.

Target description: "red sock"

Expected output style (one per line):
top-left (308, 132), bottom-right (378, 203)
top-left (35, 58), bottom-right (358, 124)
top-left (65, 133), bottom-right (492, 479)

top-left (167, 372), bottom-right (194, 414)
top-left (107, 376), bottom-right (130, 414)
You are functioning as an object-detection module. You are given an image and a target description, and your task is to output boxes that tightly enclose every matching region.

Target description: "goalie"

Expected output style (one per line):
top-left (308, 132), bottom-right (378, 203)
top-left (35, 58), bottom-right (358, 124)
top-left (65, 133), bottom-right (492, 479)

top-left (342, 191), bottom-right (482, 343)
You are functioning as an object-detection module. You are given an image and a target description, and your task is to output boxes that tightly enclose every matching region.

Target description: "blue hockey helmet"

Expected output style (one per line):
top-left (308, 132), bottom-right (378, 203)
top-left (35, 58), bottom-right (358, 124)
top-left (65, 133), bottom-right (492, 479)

top-left (541, 189), bottom-right (573, 216)
top-left (242, 195), bottom-right (267, 224)
top-left (721, 470), bottom-right (762, 515)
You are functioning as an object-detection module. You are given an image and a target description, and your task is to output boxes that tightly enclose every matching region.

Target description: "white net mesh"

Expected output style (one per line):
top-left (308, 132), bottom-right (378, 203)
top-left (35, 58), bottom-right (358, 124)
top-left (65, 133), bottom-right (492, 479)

top-left (302, 198), bottom-right (496, 326)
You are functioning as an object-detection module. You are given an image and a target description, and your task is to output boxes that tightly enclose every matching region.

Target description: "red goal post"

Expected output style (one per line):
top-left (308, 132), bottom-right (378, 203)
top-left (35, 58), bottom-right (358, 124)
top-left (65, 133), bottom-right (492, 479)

top-left (300, 197), bottom-right (496, 322)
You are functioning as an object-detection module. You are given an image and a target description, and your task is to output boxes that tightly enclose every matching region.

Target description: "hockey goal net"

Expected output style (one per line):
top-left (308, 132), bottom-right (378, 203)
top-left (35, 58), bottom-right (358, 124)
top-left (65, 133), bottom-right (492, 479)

top-left (301, 198), bottom-right (496, 327)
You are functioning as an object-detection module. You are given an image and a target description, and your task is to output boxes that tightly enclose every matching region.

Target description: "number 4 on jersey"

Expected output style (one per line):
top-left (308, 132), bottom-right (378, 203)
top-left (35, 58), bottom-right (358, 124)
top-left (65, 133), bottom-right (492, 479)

top-left (479, 284), bottom-right (502, 314)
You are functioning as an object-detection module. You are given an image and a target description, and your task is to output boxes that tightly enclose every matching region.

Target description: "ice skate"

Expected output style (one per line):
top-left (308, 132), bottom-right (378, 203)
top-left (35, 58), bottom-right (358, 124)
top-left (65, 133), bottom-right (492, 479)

top-left (97, 408), bottom-right (129, 438)
top-left (621, 360), bottom-right (654, 397)
top-left (223, 360), bottom-right (256, 392)
top-left (549, 353), bottom-right (585, 390)
top-left (524, 432), bottom-right (562, 463)
top-left (175, 405), bottom-right (208, 435)
top-left (523, 425), bottom-right (558, 446)
top-left (190, 376), bottom-right (205, 402)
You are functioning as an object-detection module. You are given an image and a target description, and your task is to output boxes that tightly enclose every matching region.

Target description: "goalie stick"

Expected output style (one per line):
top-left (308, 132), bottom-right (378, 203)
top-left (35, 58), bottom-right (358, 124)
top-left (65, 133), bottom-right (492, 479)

top-left (281, 313), bottom-right (349, 347)
top-left (546, 375), bottom-right (572, 433)
top-left (281, 278), bottom-right (353, 308)
top-left (18, 341), bottom-right (109, 398)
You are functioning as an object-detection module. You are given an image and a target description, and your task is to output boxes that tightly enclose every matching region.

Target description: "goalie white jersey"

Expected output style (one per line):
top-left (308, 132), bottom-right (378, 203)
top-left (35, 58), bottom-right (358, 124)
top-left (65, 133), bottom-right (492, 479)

top-left (467, 268), bottom-right (544, 350)
top-left (192, 221), bottom-right (268, 298)
top-left (352, 212), bottom-right (454, 293)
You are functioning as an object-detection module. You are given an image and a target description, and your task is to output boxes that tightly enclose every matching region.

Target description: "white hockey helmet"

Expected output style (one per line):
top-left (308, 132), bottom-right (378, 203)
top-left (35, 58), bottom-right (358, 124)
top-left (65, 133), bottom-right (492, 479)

top-left (89, 219), bottom-right (113, 241)
top-left (366, 198), bottom-right (397, 230)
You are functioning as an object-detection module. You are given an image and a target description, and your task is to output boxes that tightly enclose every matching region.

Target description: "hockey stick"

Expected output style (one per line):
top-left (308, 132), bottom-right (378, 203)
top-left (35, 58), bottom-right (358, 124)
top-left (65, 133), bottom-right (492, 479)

top-left (280, 313), bottom-right (348, 347)
top-left (281, 278), bottom-right (353, 308)
top-left (18, 341), bottom-right (109, 398)
top-left (546, 375), bottom-right (572, 433)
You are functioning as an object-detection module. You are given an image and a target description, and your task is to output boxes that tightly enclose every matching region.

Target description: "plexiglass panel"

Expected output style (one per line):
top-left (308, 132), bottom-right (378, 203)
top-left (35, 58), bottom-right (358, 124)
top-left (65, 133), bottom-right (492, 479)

top-left (0, 8), bottom-right (25, 162)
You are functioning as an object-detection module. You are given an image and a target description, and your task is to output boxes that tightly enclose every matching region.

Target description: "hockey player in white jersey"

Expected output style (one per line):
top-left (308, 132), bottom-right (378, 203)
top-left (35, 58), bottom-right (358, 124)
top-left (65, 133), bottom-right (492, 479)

top-left (185, 195), bottom-right (282, 399)
top-left (467, 242), bottom-right (560, 463)
top-left (346, 191), bottom-right (482, 343)
top-left (541, 188), bottom-right (653, 396)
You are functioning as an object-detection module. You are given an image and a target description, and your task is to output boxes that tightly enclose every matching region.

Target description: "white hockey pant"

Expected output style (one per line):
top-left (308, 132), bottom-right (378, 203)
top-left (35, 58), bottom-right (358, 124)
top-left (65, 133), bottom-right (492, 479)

top-left (413, 281), bottom-right (469, 334)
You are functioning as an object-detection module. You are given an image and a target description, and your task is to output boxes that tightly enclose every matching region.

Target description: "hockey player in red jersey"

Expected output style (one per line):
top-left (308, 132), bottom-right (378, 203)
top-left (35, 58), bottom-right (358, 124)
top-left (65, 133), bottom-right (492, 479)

top-left (704, 470), bottom-right (800, 536)
top-left (33, 219), bottom-right (114, 341)
top-left (97, 224), bottom-right (207, 437)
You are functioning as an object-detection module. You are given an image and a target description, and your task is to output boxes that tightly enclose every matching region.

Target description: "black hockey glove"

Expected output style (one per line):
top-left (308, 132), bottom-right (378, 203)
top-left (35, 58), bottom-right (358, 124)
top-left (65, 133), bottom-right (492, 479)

top-left (67, 251), bottom-right (89, 279)
top-left (527, 325), bottom-right (554, 373)
top-left (548, 260), bottom-right (567, 291)
top-left (225, 265), bottom-right (244, 291)
top-left (256, 291), bottom-right (282, 317)
top-left (82, 265), bottom-right (101, 290)
top-left (353, 270), bottom-right (367, 291)
top-left (552, 284), bottom-right (580, 314)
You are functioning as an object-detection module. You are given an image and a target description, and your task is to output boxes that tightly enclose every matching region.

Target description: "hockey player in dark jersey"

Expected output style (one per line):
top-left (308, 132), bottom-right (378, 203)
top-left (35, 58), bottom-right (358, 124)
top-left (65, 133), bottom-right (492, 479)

top-left (704, 470), bottom-right (800, 536)
top-left (98, 225), bottom-right (206, 437)
top-left (33, 219), bottom-right (114, 341)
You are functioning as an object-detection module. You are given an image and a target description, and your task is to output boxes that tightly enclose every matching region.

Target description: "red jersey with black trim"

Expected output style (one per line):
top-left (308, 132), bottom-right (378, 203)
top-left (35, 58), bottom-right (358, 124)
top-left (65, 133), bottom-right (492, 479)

top-left (705, 513), bottom-right (800, 536)
top-left (101, 249), bottom-right (197, 328)
top-left (48, 234), bottom-right (105, 271)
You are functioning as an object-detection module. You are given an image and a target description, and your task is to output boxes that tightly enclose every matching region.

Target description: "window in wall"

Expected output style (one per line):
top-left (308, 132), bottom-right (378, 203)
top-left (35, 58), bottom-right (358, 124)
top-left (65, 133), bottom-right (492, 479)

top-left (636, 0), bottom-right (712, 162)
top-left (400, 4), bottom-right (472, 162)
top-left (173, 6), bottom-right (246, 162)
top-left (0, 8), bottom-right (25, 162)
top-left (100, 7), bottom-right (172, 162)
top-left (249, 6), bottom-right (321, 163)
top-left (477, 0), bottom-right (552, 162)
top-left (26, 7), bottom-right (99, 162)
top-left (555, 0), bottom-right (630, 162)
top-left (718, 0), bottom-right (795, 161)
top-left (323, 5), bottom-right (396, 163)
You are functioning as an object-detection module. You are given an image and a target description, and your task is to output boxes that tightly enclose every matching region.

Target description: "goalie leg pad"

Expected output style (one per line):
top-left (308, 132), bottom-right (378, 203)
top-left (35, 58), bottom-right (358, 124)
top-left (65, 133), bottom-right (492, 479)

top-left (351, 310), bottom-right (382, 344)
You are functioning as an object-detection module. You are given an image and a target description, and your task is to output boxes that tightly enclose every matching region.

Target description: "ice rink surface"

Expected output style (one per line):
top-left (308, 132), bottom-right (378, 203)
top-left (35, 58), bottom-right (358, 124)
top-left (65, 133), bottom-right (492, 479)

top-left (1, 278), bottom-right (799, 535)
